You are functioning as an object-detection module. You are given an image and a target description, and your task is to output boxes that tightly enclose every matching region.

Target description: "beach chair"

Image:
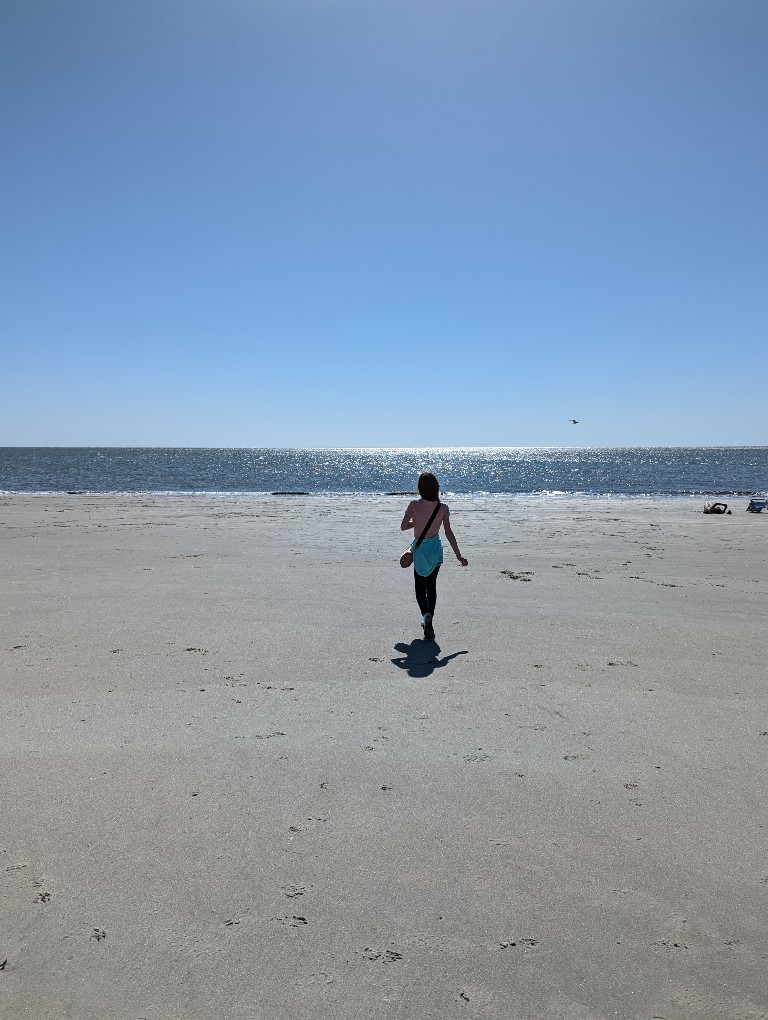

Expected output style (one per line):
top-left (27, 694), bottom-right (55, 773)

top-left (746, 499), bottom-right (768, 513)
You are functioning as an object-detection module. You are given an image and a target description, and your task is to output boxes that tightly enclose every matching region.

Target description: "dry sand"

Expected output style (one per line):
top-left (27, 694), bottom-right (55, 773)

top-left (1, 494), bottom-right (767, 1020)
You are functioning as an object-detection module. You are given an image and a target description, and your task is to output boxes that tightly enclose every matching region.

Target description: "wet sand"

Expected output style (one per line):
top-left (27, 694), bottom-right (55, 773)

top-left (1, 494), bottom-right (767, 1020)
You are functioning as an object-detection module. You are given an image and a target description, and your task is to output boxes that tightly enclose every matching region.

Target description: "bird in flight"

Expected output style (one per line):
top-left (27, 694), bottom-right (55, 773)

top-left (569, 419), bottom-right (579, 424)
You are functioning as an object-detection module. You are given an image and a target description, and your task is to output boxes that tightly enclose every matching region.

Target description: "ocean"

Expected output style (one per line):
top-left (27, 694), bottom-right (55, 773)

top-left (1, 447), bottom-right (766, 498)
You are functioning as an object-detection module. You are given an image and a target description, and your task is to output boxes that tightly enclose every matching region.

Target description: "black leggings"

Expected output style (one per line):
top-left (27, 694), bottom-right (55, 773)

top-left (414, 564), bottom-right (440, 617)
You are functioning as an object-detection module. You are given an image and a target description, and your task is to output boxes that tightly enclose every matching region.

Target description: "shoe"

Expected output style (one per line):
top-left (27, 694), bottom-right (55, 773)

top-left (423, 613), bottom-right (435, 641)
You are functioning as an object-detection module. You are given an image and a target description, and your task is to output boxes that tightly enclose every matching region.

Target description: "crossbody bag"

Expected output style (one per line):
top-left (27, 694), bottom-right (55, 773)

top-left (400, 501), bottom-right (441, 569)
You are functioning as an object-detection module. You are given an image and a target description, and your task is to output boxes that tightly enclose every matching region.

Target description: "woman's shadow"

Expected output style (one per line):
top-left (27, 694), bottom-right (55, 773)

top-left (391, 640), bottom-right (468, 679)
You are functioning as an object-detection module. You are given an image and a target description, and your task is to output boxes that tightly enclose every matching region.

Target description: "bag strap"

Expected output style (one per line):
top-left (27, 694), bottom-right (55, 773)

top-left (414, 501), bottom-right (441, 549)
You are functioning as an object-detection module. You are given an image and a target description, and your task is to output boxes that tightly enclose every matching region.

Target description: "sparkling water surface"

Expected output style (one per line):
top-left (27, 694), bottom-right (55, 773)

top-left (1, 448), bottom-right (767, 497)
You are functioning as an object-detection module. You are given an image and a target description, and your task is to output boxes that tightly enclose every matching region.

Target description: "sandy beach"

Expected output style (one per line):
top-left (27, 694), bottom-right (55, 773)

top-left (1, 494), bottom-right (767, 1020)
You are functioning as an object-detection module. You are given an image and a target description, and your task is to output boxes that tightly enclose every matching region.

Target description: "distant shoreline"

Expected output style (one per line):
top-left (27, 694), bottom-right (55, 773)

top-left (2, 445), bottom-right (768, 450)
top-left (0, 490), bottom-right (762, 503)
top-left (2, 447), bottom-right (766, 499)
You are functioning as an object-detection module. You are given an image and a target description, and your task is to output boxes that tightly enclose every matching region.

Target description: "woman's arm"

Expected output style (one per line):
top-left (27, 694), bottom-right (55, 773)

top-left (443, 516), bottom-right (469, 566)
top-left (400, 501), bottom-right (415, 532)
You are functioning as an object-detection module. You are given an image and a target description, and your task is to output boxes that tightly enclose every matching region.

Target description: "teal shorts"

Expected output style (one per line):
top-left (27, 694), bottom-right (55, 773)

top-left (412, 534), bottom-right (444, 576)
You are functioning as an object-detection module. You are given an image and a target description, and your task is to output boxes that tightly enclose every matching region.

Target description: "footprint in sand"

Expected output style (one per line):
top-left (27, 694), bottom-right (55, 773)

top-left (276, 915), bottom-right (308, 927)
top-left (654, 939), bottom-right (688, 951)
top-left (281, 885), bottom-right (306, 899)
top-left (307, 970), bottom-right (336, 986)
top-left (363, 948), bottom-right (402, 963)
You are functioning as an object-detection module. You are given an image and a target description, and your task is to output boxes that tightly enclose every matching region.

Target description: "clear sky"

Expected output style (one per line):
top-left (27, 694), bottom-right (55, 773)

top-left (2, 0), bottom-right (767, 447)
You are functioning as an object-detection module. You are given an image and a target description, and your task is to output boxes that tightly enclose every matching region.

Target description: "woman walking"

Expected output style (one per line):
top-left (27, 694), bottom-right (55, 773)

top-left (401, 472), bottom-right (468, 640)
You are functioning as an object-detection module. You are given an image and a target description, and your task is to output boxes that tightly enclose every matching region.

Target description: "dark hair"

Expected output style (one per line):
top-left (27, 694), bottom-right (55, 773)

top-left (417, 472), bottom-right (440, 501)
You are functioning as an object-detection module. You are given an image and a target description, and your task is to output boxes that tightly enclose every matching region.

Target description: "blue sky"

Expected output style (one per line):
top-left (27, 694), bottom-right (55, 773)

top-left (2, 0), bottom-right (767, 447)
